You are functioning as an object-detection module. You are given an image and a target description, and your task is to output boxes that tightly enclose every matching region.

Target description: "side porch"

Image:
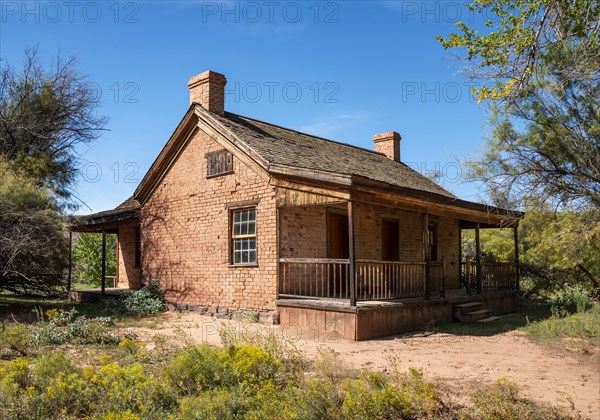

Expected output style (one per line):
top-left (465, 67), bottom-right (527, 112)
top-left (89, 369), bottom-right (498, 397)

top-left (68, 198), bottom-right (142, 298)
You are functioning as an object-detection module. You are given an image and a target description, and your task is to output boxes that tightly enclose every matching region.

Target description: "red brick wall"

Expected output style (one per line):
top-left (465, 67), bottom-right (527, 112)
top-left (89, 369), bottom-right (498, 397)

top-left (116, 225), bottom-right (142, 289)
top-left (140, 128), bottom-right (277, 311)
top-left (279, 203), bottom-right (460, 287)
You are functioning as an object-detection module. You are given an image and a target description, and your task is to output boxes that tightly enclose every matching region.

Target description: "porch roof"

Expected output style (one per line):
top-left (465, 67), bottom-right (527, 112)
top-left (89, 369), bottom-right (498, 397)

top-left (70, 197), bottom-right (140, 233)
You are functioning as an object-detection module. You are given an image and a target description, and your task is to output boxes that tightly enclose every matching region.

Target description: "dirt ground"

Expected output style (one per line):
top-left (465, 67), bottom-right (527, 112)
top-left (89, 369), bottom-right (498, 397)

top-left (131, 312), bottom-right (600, 419)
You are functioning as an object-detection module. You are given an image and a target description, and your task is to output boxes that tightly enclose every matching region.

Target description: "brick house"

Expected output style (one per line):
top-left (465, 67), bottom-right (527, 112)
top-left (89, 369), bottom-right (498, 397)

top-left (72, 70), bottom-right (523, 340)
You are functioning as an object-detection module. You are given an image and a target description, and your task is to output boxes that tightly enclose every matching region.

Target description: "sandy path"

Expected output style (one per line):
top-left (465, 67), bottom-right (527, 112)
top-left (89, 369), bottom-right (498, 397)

top-left (130, 313), bottom-right (600, 419)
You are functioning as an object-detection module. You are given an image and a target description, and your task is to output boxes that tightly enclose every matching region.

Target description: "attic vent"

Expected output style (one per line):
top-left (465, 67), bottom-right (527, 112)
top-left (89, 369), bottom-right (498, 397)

top-left (206, 150), bottom-right (233, 178)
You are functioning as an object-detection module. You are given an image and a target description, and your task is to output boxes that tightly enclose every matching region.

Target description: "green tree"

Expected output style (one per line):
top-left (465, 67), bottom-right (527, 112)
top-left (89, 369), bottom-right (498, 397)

top-left (0, 48), bottom-right (106, 294)
top-left (465, 210), bottom-right (600, 290)
top-left (1, 47), bottom-right (107, 203)
top-left (438, 0), bottom-right (600, 210)
top-left (72, 233), bottom-right (116, 287)
top-left (0, 159), bottom-right (67, 295)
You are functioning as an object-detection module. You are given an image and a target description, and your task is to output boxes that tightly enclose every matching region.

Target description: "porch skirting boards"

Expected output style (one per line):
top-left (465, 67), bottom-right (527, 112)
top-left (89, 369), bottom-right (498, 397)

top-left (276, 289), bottom-right (517, 341)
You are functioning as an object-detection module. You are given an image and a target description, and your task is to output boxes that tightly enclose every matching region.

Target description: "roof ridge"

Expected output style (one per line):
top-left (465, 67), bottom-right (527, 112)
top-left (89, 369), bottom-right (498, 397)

top-left (222, 110), bottom-right (454, 194)
top-left (224, 110), bottom-right (396, 158)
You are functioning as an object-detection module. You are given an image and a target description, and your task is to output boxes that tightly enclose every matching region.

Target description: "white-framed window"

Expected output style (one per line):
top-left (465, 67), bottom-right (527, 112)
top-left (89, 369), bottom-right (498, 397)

top-left (231, 208), bottom-right (257, 264)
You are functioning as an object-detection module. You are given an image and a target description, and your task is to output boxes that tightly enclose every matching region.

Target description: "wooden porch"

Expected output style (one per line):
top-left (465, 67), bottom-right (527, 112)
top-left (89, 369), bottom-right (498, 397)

top-left (277, 257), bottom-right (516, 303)
top-left (277, 287), bottom-right (518, 340)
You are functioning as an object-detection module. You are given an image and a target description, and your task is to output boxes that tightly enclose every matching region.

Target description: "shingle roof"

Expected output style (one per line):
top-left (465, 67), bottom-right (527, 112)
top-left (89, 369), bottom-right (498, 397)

top-left (71, 197), bottom-right (140, 229)
top-left (209, 110), bottom-right (456, 199)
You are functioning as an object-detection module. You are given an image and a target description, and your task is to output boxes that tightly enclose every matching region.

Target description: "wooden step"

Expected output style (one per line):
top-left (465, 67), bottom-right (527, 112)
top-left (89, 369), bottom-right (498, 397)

top-left (463, 309), bottom-right (493, 322)
top-left (452, 302), bottom-right (482, 316)
top-left (477, 315), bottom-right (504, 323)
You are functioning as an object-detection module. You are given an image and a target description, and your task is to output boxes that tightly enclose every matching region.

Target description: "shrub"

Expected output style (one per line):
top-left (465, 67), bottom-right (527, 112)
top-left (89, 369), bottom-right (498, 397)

top-left (339, 369), bottom-right (438, 419)
top-left (548, 284), bottom-right (594, 317)
top-left (526, 304), bottom-right (600, 341)
top-left (178, 389), bottom-right (250, 420)
top-left (30, 308), bottom-right (120, 346)
top-left (162, 344), bottom-right (227, 394)
top-left (223, 344), bottom-right (280, 385)
top-left (122, 281), bottom-right (167, 316)
top-left (0, 357), bottom-right (30, 394)
top-left (219, 322), bottom-right (306, 382)
top-left (0, 323), bottom-right (31, 355)
top-left (467, 377), bottom-right (570, 419)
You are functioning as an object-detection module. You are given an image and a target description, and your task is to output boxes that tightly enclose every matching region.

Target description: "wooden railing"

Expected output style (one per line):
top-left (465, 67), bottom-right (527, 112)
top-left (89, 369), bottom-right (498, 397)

top-left (279, 258), bottom-right (446, 302)
top-left (355, 260), bottom-right (427, 300)
top-left (461, 258), bottom-right (516, 293)
top-left (278, 258), bottom-right (350, 300)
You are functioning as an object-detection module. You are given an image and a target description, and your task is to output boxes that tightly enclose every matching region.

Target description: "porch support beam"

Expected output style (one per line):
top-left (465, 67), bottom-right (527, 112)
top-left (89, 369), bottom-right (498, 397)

top-left (67, 231), bottom-right (73, 292)
top-left (514, 223), bottom-right (520, 291)
top-left (348, 201), bottom-right (356, 307)
top-left (101, 231), bottom-right (107, 295)
top-left (475, 223), bottom-right (482, 294)
top-left (276, 207), bottom-right (281, 300)
top-left (423, 213), bottom-right (431, 299)
top-left (458, 225), bottom-right (463, 295)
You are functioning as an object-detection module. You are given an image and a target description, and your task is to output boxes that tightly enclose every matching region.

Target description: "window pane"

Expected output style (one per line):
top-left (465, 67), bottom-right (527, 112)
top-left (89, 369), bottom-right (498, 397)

top-left (232, 208), bottom-right (257, 264)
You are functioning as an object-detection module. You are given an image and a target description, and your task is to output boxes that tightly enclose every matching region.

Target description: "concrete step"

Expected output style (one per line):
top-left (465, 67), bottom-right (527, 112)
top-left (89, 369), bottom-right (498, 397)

top-left (452, 301), bottom-right (482, 316)
top-left (463, 309), bottom-right (493, 322)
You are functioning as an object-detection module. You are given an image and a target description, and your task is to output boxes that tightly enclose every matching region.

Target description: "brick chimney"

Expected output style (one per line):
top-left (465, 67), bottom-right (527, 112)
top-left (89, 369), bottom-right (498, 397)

top-left (373, 131), bottom-right (401, 162)
top-left (187, 70), bottom-right (227, 115)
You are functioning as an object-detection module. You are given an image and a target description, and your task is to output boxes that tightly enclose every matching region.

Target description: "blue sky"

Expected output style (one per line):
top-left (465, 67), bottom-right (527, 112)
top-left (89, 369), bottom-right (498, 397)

top-left (1, 1), bottom-right (492, 214)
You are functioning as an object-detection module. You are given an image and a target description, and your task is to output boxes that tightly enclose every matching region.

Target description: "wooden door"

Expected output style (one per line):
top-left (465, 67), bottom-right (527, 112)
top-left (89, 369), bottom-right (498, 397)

top-left (327, 212), bottom-right (349, 259)
top-left (327, 212), bottom-right (349, 298)
top-left (381, 220), bottom-right (400, 261)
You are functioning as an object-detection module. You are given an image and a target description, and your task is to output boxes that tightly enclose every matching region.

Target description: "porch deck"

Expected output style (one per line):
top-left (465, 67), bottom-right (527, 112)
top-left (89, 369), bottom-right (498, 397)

top-left (276, 288), bottom-right (518, 340)
top-left (68, 287), bottom-right (130, 303)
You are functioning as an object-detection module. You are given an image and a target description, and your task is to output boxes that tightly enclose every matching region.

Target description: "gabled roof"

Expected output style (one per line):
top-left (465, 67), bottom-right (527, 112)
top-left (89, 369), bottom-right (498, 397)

top-left (83, 103), bottom-right (521, 225)
top-left (208, 110), bottom-right (456, 199)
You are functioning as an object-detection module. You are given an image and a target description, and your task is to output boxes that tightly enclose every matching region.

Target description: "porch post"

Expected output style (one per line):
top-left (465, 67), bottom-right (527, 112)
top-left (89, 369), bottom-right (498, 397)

top-left (475, 223), bottom-right (482, 294)
top-left (458, 224), bottom-right (463, 294)
top-left (101, 231), bottom-right (107, 295)
top-left (348, 201), bottom-right (356, 307)
top-left (423, 213), bottom-right (431, 299)
top-left (67, 231), bottom-right (73, 292)
top-left (441, 256), bottom-right (446, 299)
top-left (276, 206), bottom-right (281, 300)
top-left (465, 255), bottom-right (471, 295)
top-left (513, 223), bottom-right (520, 291)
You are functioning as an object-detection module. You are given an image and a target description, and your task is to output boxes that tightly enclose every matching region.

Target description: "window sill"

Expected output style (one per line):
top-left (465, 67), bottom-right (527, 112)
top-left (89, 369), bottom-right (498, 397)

top-left (228, 263), bottom-right (259, 268)
top-left (206, 171), bottom-right (234, 179)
